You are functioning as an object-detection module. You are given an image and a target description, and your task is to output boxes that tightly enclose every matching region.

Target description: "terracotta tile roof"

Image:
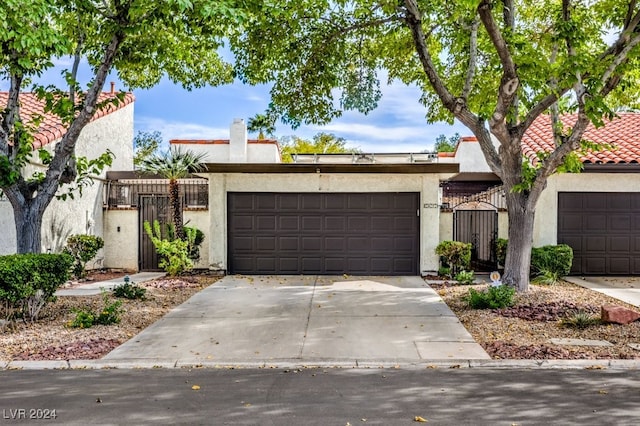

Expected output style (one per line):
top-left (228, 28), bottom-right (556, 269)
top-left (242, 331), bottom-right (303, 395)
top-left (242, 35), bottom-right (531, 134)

top-left (522, 112), bottom-right (640, 164)
top-left (0, 91), bottom-right (135, 149)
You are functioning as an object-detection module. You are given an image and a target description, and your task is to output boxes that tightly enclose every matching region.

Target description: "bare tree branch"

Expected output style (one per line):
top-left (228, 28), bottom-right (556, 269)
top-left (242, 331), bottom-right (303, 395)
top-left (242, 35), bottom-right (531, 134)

top-left (0, 73), bottom-right (23, 154)
top-left (462, 18), bottom-right (479, 100)
top-left (477, 0), bottom-right (519, 138)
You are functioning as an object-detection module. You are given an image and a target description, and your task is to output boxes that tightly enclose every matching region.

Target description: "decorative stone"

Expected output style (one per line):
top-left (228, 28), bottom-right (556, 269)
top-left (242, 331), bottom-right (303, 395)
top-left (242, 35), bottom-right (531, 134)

top-left (601, 305), bottom-right (640, 325)
top-left (550, 338), bottom-right (613, 347)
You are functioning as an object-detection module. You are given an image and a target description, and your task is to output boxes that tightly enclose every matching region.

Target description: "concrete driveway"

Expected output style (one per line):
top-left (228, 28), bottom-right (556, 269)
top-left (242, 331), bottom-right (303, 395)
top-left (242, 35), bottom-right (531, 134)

top-left (103, 275), bottom-right (489, 366)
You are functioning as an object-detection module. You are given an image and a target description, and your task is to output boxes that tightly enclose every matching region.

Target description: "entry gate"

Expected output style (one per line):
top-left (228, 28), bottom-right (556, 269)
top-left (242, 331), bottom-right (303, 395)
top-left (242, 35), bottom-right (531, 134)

top-left (138, 194), bottom-right (170, 271)
top-left (453, 209), bottom-right (498, 271)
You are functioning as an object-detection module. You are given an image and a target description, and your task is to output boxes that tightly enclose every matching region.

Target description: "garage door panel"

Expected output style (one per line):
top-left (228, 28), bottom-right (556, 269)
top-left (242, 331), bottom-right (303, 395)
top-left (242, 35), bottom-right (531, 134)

top-left (609, 237), bottom-right (630, 252)
top-left (256, 216), bottom-right (276, 230)
top-left (228, 192), bottom-right (418, 275)
top-left (558, 192), bottom-right (640, 275)
top-left (325, 217), bottom-right (346, 231)
top-left (279, 237), bottom-right (299, 251)
top-left (302, 237), bottom-right (322, 251)
top-left (256, 194), bottom-right (277, 210)
top-left (610, 258), bottom-right (631, 274)
top-left (609, 216), bottom-right (631, 231)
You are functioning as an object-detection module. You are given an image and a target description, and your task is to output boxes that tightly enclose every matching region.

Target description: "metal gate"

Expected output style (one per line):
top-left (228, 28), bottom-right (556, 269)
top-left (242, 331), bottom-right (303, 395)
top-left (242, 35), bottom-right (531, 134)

top-left (139, 194), bottom-right (170, 271)
top-left (453, 210), bottom-right (498, 271)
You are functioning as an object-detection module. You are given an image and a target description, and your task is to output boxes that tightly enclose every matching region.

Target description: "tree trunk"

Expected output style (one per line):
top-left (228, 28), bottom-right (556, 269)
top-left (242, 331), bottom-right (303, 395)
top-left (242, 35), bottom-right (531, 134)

top-left (169, 179), bottom-right (184, 240)
top-left (14, 201), bottom-right (46, 254)
top-left (501, 191), bottom-right (535, 292)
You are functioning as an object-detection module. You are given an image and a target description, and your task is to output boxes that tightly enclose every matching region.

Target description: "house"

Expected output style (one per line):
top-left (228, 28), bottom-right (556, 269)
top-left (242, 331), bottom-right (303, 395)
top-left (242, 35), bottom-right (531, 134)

top-left (437, 113), bottom-right (640, 275)
top-left (102, 113), bottom-right (640, 276)
top-left (0, 86), bottom-right (135, 265)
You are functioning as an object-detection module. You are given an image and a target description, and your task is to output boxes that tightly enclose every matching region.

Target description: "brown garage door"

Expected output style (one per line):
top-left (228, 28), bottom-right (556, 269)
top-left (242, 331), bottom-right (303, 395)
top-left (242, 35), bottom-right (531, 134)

top-left (228, 192), bottom-right (419, 275)
top-left (558, 192), bottom-right (640, 275)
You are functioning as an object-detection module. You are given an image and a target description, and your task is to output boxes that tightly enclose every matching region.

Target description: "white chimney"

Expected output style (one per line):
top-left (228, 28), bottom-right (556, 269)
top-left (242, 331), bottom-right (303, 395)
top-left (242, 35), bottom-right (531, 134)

top-left (229, 118), bottom-right (247, 163)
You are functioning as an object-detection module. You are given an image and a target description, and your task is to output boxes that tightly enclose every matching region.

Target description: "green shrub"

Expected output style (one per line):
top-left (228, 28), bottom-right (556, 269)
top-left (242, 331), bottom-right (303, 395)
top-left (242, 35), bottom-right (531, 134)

top-left (113, 282), bottom-right (146, 300)
top-left (455, 270), bottom-right (475, 285)
top-left (531, 269), bottom-right (562, 286)
top-left (560, 310), bottom-right (600, 329)
top-left (531, 244), bottom-right (573, 278)
top-left (465, 285), bottom-right (516, 309)
top-left (435, 241), bottom-right (471, 275)
top-left (438, 266), bottom-right (451, 279)
top-left (184, 225), bottom-right (205, 261)
top-left (0, 253), bottom-right (73, 321)
top-left (492, 240), bottom-right (573, 279)
top-left (144, 220), bottom-right (193, 276)
top-left (69, 308), bottom-right (95, 328)
top-left (495, 238), bottom-right (508, 267)
top-left (64, 234), bottom-right (105, 279)
top-left (68, 292), bottom-right (123, 328)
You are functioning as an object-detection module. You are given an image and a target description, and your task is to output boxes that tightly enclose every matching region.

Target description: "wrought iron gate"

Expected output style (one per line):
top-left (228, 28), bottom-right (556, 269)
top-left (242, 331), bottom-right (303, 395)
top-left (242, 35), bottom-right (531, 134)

top-left (453, 210), bottom-right (498, 271)
top-left (138, 194), bottom-right (170, 271)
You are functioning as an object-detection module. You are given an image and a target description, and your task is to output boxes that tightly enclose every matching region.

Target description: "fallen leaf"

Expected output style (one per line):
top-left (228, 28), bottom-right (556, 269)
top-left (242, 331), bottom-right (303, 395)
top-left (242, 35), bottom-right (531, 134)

top-left (191, 385), bottom-right (201, 390)
top-left (414, 415), bottom-right (428, 422)
top-left (598, 390), bottom-right (608, 394)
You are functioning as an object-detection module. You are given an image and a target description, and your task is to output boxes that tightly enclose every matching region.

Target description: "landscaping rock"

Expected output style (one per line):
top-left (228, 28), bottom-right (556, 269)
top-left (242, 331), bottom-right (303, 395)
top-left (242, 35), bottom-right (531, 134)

top-left (601, 305), bottom-right (640, 325)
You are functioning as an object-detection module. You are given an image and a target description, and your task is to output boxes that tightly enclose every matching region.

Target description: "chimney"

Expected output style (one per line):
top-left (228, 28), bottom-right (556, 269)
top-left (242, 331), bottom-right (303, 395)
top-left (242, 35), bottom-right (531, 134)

top-left (110, 82), bottom-right (115, 94)
top-left (229, 118), bottom-right (247, 163)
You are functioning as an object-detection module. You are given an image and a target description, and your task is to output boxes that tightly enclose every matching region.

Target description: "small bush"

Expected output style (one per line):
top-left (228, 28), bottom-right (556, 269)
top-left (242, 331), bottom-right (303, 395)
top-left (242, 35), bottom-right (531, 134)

top-left (466, 285), bottom-right (516, 309)
top-left (144, 220), bottom-right (193, 276)
top-left (64, 234), bottom-right (104, 279)
top-left (113, 282), bottom-right (146, 300)
top-left (69, 308), bottom-right (95, 328)
top-left (67, 292), bottom-right (123, 328)
top-left (531, 269), bottom-right (562, 286)
top-left (455, 270), bottom-right (475, 285)
top-left (438, 266), bottom-right (451, 279)
top-left (495, 238), bottom-right (508, 267)
top-left (531, 244), bottom-right (573, 278)
top-left (0, 253), bottom-right (73, 321)
top-left (560, 310), bottom-right (601, 329)
top-left (435, 241), bottom-right (471, 275)
top-left (184, 225), bottom-right (205, 261)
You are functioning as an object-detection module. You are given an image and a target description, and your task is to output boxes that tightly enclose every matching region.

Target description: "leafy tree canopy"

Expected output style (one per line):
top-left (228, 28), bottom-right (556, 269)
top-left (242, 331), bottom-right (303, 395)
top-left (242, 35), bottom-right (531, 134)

top-left (280, 132), bottom-right (359, 162)
top-left (434, 133), bottom-right (460, 153)
top-left (133, 131), bottom-right (162, 167)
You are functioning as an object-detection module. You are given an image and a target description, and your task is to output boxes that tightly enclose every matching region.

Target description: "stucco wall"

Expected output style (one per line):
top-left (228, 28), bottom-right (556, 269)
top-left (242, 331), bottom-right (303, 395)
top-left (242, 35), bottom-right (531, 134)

top-left (533, 173), bottom-right (640, 247)
top-left (207, 172), bottom-right (452, 275)
top-left (0, 104), bottom-right (134, 257)
top-left (103, 209), bottom-right (138, 270)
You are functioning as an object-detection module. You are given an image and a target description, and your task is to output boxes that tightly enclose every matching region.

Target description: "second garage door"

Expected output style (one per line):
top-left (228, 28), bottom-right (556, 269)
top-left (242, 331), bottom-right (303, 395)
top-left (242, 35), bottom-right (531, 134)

top-left (228, 192), bottom-right (419, 275)
top-left (558, 192), bottom-right (640, 275)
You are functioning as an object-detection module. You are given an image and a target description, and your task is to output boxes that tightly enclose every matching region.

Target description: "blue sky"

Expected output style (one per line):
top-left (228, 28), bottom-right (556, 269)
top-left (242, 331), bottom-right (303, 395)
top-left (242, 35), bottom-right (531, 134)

top-left (3, 59), bottom-right (468, 153)
top-left (132, 76), bottom-right (468, 153)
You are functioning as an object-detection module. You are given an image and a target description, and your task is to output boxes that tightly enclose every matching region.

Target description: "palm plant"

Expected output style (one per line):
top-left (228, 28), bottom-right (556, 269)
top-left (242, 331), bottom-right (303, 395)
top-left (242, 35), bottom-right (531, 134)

top-left (247, 113), bottom-right (276, 139)
top-left (138, 146), bottom-right (206, 240)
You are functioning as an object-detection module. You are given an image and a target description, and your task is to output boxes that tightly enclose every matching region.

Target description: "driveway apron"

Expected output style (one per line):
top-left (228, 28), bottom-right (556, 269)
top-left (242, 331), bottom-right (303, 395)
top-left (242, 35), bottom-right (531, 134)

top-left (103, 275), bottom-right (489, 365)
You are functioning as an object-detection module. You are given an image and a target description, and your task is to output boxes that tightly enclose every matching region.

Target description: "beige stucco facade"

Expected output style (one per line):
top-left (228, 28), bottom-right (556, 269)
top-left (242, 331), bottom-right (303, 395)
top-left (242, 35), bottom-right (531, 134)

top-left (205, 172), bottom-right (454, 275)
top-left (533, 172), bottom-right (640, 247)
top-left (0, 103), bottom-right (134, 258)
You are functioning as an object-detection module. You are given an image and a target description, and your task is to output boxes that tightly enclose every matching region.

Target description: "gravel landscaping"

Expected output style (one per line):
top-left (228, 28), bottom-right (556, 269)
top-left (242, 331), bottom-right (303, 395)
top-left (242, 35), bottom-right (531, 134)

top-left (1, 272), bottom-right (219, 361)
top-left (432, 279), bottom-right (640, 359)
top-left (2, 272), bottom-right (640, 361)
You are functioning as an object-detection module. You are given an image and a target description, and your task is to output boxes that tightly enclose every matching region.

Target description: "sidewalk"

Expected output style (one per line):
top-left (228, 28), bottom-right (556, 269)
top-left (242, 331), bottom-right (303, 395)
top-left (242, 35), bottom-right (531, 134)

top-left (55, 272), bottom-right (166, 296)
top-left (564, 276), bottom-right (640, 307)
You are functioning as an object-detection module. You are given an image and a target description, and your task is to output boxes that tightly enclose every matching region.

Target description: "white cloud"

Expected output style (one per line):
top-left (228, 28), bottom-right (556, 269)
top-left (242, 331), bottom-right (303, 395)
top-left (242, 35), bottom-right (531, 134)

top-left (135, 117), bottom-right (229, 142)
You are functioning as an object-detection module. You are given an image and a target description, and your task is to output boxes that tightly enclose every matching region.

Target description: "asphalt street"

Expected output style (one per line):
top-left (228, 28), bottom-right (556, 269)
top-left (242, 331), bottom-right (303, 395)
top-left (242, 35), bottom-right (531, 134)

top-left (1, 368), bottom-right (639, 425)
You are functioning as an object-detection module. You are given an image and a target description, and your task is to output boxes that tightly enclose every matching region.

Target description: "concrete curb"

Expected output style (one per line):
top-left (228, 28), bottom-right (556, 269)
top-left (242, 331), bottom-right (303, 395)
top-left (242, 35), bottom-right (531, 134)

top-left (3, 358), bottom-right (639, 371)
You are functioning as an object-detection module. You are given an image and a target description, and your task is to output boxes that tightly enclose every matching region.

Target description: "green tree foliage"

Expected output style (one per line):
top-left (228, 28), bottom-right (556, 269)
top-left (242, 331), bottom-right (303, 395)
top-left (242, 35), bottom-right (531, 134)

top-left (138, 147), bottom-right (206, 240)
top-left (247, 113), bottom-right (276, 139)
top-left (280, 132), bottom-right (358, 162)
top-left (434, 133), bottom-right (460, 153)
top-left (133, 131), bottom-right (162, 167)
top-left (232, 1), bottom-right (640, 291)
top-left (1, 0), bottom-right (245, 254)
